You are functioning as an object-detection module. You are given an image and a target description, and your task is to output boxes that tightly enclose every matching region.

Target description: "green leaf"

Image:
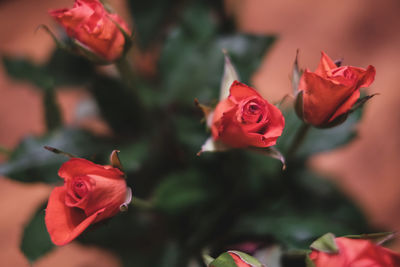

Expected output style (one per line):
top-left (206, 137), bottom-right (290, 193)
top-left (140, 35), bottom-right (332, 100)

top-left (3, 48), bottom-right (94, 89)
top-left (117, 140), bottom-right (150, 173)
top-left (45, 47), bottom-right (94, 87)
top-left (209, 252), bottom-right (237, 267)
top-left (0, 128), bottom-right (112, 183)
top-left (21, 204), bottom-right (54, 263)
top-left (2, 56), bottom-right (53, 89)
top-left (159, 2), bottom-right (275, 105)
top-left (310, 233), bottom-right (338, 253)
top-left (127, 0), bottom-right (180, 48)
top-left (90, 75), bottom-right (145, 134)
top-left (154, 170), bottom-right (209, 215)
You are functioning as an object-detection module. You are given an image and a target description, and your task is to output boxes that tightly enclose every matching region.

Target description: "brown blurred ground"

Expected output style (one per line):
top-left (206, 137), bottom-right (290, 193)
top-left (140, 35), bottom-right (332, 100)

top-left (1, 0), bottom-right (400, 266)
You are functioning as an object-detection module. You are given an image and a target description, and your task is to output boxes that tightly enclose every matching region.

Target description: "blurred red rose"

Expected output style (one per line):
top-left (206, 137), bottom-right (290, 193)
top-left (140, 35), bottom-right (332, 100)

top-left (45, 158), bottom-right (128, 246)
top-left (211, 81), bottom-right (284, 148)
top-left (49, 0), bottom-right (131, 62)
top-left (298, 51), bottom-right (375, 127)
top-left (228, 252), bottom-right (252, 267)
top-left (309, 237), bottom-right (400, 267)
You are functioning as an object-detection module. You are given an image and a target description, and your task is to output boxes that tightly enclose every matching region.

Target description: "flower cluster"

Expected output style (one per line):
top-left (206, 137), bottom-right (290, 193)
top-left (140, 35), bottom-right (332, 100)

top-left (17, 0), bottom-right (392, 266)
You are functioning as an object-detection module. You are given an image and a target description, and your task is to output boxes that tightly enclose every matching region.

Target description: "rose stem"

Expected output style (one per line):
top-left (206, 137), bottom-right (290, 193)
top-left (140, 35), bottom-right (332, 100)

top-left (114, 56), bottom-right (147, 128)
top-left (131, 196), bottom-right (154, 210)
top-left (287, 122), bottom-right (311, 159)
top-left (115, 56), bottom-right (136, 90)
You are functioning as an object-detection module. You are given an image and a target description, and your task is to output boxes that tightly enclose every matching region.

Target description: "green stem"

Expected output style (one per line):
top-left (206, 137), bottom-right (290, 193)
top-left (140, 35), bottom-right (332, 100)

top-left (115, 57), bottom-right (136, 90)
top-left (287, 122), bottom-right (311, 159)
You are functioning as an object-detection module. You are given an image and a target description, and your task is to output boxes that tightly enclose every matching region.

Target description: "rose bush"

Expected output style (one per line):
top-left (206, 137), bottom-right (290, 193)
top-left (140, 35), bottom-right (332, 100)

top-left (309, 237), bottom-right (400, 267)
top-left (296, 51), bottom-right (375, 127)
top-left (45, 158), bottom-right (129, 246)
top-left (211, 81), bottom-right (285, 148)
top-left (49, 0), bottom-right (130, 62)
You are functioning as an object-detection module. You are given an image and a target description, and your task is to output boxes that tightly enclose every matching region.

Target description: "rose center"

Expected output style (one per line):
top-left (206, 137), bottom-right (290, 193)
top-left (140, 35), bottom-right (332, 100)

top-left (73, 180), bottom-right (88, 199)
top-left (242, 101), bottom-right (264, 123)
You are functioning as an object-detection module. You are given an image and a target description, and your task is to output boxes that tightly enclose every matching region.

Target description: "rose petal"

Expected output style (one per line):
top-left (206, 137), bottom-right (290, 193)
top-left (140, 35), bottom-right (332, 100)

top-left (45, 186), bottom-right (105, 246)
top-left (299, 71), bottom-right (358, 126)
top-left (211, 98), bottom-right (236, 140)
top-left (315, 51), bottom-right (337, 77)
top-left (58, 158), bottom-right (124, 181)
top-left (84, 173), bottom-right (127, 216)
top-left (229, 81), bottom-right (263, 103)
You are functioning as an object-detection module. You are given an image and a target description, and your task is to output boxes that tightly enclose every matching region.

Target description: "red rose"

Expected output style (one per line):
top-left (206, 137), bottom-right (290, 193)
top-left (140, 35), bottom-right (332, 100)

top-left (310, 237), bottom-right (400, 267)
top-left (49, 0), bottom-right (131, 62)
top-left (211, 81), bottom-right (285, 148)
top-left (45, 158), bottom-right (128, 245)
top-left (297, 51), bottom-right (375, 127)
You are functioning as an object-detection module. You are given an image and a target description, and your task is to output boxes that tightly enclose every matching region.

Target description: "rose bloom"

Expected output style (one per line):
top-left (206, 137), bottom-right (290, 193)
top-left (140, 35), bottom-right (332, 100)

top-left (211, 81), bottom-right (285, 148)
top-left (49, 0), bottom-right (131, 62)
top-left (45, 158), bottom-right (128, 246)
top-left (298, 51), bottom-right (375, 127)
top-left (309, 237), bottom-right (400, 267)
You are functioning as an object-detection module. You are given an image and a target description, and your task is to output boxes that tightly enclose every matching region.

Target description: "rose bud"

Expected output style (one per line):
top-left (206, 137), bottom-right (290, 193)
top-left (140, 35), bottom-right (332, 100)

top-left (309, 235), bottom-right (400, 267)
top-left (45, 158), bottom-right (130, 246)
top-left (49, 0), bottom-right (131, 62)
top-left (229, 252), bottom-right (253, 267)
top-left (211, 81), bottom-right (285, 148)
top-left (296, 51), bottom-right (375, 128)
top-left (208, 250), bottom-right (265, 267)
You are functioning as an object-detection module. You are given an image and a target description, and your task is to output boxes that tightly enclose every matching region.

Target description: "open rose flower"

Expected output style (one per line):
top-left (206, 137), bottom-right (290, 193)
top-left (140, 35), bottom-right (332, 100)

top-left (309, 237), bottom-right (400, 267)
top-left (297, 51), bottom-right (375, 127)
top-left (45, 158), bottom-right (129, 245)
top-left (211, 81), bottom-right (285, 148)
top-left (49, 0), bottom-right (131, 62)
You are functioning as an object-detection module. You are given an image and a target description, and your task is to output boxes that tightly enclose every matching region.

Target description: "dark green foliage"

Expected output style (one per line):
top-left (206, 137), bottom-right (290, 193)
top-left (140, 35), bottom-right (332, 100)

top-left (89, 74), bottom-right (146, 134)
top-left (277, 106), bottom-right (363, 159)
top-left (0, 128), bottom-right (113, 183)
top-left (159, 2), bottom-right (274, 105)
top-left (2, 48), bottom-right (94, 89)
top-left (127, 0), bottom-right (179, 48)
top-left (20, 204), bottom-right (54, 263)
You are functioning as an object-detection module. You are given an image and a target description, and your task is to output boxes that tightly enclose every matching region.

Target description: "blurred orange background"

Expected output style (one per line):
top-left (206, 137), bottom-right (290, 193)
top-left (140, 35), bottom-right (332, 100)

top-left (1, 0), bottom-right (400, 266)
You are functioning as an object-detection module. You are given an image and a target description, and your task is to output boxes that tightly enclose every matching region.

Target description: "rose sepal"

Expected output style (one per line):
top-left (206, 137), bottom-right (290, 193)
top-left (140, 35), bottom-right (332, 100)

top-left (208, 250), bottom-right (265, 267)
top-left (38, 24), bottom-right (111, 64)
top-left (110, 150), bottom-right (124, 171)
top-left (291, 49), bottom-right (302, 94)
top-left (310, 233), bottom-right (339, 254)
top-left (220, 49), bottom-right (240, 101)
top-left (343, 231), bottom-right (396, 245)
